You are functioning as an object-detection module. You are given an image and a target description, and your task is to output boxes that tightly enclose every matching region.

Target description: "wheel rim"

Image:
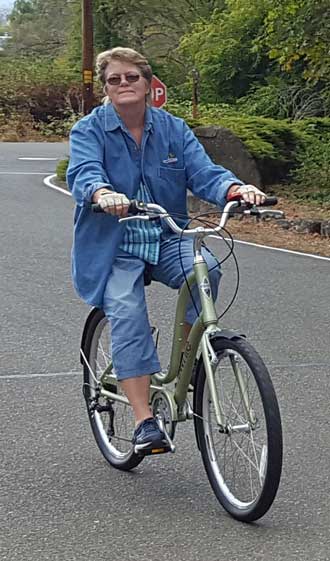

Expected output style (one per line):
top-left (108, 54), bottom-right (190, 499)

top-left (87, 317), bottom-right (136, 461)
top-left (202, 350), bottom-right (268, 509)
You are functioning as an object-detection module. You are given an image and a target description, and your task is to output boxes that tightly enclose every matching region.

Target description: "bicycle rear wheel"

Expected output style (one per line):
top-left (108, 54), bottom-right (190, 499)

top-left (82, 308), bottom-right (143, 471)
top-left (194, 337), bottom-right (282, 522)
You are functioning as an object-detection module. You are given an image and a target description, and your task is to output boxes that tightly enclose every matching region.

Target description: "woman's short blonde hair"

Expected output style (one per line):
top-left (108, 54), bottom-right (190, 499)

top-left (96, 47), bottom-right (153, 105)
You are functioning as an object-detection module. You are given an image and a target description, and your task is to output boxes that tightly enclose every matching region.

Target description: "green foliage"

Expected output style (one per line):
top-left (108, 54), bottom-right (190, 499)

top-left (263, 0), bottom-right (330, 84)
top-left (8, 0), bottom-right (71, 57)
top-left (56, 158), bottom-right (69, 182)
top-left (83, 0), bottom-right (227, 91)
top-left (177, 0), bottom-right (330, 117)
top-left (0, 56), bottom-right (81, 114)
top-left (289, 128), bottom-right (330, 203)
top-left (6, 0), bottom-right (330, 120)
top-left (169, 102), bottom-right (330, 195)
top-left (168, 101), bottom-right (302, 158)
top-left (35, 112), bottom-right (82, 138)
top-left (236, 79), bottom-right (326, 120)
top-left (178, 0), bottom-right (270, 102)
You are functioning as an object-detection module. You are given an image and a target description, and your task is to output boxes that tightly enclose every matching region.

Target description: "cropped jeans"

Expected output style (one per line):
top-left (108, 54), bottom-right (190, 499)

top-left (103, 237), bottom-right (221, 380)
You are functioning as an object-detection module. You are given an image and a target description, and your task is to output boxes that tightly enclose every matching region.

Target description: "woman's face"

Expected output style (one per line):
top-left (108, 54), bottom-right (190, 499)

top-left (104, 60), bottom-right (149, 110)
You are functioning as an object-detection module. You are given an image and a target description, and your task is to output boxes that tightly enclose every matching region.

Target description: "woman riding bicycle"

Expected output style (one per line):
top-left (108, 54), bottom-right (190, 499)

top-left (67, 46), bottom-right (266, 453)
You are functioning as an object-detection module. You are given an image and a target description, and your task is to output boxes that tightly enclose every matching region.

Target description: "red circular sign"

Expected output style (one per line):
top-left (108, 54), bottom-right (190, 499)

top-left (151, 75), bottom-right (167, 109)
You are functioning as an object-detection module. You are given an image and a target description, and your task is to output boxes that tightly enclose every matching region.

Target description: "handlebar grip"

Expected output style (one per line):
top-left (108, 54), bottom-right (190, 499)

top-left (91, 203), bottom-right (103, 213)
top-left (91, 199), bottom-right (147, 214)
top-left (261, 196), bottom-right (278, 207)
top-left (227, 192), bottom-right (278, 206)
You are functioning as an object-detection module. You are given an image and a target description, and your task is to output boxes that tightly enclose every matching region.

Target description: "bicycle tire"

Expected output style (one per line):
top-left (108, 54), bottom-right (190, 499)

top-left (194, 337), bottom-right (282, 522)
top-left (82, 308), bottom-right (143, 471)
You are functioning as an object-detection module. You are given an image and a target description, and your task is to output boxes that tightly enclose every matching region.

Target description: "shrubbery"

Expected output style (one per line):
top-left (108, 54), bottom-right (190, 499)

top-left (289, 133), bottom-right (330, 204)
top-left (56, 158), bottom-right (69, 182)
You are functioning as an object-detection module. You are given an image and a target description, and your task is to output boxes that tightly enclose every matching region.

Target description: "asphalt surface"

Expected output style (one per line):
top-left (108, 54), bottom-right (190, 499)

top-left (1, 142), bottom-right (330, 561)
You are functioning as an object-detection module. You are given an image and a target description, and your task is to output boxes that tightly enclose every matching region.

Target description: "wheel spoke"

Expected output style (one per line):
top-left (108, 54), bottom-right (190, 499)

top-left (83, 311), bottom-right (141, 470)
top-left (198, 338), bottom-right (282, 520)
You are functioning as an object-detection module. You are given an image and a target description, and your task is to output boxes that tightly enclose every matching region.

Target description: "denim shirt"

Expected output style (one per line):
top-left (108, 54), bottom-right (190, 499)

top-left (67, 104), bottom-right (243, 307)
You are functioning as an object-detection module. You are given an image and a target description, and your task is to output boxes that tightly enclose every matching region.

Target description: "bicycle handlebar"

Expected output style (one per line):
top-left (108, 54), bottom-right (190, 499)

top-left (226, 192), bottom-right (278, 207)
top-left (91, 196), bottom-right (283, 236)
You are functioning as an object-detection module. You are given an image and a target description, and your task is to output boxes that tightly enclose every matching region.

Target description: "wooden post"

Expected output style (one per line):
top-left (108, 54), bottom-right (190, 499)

top-left (192, 68), bottom-right (200, 119)
top-left (82, 0), bottom-right (94, 115)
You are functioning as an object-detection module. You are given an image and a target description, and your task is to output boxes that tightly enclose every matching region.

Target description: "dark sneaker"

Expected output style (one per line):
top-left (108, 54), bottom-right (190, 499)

top-left (132, 417), bottom-right (170, 455)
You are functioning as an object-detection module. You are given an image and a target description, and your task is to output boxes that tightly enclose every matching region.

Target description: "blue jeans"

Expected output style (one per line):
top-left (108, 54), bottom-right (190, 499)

top-left (103, 237), bottom-right (221, 380)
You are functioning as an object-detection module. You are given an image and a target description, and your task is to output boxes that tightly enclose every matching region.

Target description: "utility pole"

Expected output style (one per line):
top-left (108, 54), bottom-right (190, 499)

top-left (82, 0), bottom-right (93, 115)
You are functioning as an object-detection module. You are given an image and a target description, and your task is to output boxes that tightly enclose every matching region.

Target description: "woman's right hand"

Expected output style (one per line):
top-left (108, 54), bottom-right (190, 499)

top-left (93, 188), bottom-right (130, 217)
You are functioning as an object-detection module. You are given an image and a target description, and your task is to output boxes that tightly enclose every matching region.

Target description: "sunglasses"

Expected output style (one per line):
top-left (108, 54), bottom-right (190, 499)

top-left (106, 73), bottom-right (141, 86)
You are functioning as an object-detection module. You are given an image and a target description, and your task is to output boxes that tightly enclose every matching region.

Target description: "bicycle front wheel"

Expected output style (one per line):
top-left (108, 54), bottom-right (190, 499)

top-left (82, 308), bottom-right (143, 471)
top-left (194, 337), bottom-right (282, 522)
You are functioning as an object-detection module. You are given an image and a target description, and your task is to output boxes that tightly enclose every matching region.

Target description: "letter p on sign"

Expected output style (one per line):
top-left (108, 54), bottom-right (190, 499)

top-left (151, 75), bottom-right (167, 109)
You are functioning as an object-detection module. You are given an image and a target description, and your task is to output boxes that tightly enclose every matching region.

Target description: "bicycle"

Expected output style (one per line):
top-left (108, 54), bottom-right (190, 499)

top-left (80, 194), bottom-right (283, 522)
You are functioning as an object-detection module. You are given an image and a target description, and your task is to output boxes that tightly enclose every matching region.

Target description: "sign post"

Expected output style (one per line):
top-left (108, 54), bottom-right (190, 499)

top-left (151, 75), bottom-right (167, 109)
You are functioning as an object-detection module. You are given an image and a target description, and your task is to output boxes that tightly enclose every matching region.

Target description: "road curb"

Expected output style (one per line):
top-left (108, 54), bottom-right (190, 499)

top-left (44, 174), bottom-right (71, 196)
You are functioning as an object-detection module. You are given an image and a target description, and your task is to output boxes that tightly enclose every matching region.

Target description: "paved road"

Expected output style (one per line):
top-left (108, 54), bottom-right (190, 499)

top-left (1, 142), bottom-right (330, 561)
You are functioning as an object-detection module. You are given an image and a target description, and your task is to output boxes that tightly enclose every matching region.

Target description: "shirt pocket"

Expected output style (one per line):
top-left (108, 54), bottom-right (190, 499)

top-left (158, 166), bottom-right (186, 187)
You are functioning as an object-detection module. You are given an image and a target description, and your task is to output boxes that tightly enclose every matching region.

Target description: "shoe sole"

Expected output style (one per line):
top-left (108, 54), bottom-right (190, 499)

top-left (134, 438), bottom-right (172, 456)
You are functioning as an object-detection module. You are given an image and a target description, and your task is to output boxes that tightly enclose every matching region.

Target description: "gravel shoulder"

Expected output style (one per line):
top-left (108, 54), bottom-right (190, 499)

top-left (226, 197), bottom-right (330, 258)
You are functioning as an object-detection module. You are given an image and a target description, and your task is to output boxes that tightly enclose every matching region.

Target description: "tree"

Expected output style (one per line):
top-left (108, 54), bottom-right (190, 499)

top-left (262, 0), bottom-right (330, 84)
top-left (179, 0), bottom-right (270, 102)
top-left (8, 0), bottom-right (71, 56)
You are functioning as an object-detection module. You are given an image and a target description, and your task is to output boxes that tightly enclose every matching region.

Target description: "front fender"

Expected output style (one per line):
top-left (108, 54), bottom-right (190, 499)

top-left (209, 329), bottom-right (245, 343)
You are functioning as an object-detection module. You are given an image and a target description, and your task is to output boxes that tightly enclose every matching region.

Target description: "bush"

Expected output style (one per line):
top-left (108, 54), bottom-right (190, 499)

top-left (0, 55), bottom-right (84, 137)
top-left (56, 158), bottom-right (69, 182)
top-left (236, 80), bottom-right (326, 121)
top-left (289, 133), bottom-right (330, 203)
top-left (167, 102), bottom-right (306, 184)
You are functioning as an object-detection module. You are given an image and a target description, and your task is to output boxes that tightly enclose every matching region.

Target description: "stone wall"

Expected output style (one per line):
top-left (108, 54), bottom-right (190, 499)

top-left (194, 125), bottom-right (262, 187)
top-left (188, 125), bottom-right (261, 213)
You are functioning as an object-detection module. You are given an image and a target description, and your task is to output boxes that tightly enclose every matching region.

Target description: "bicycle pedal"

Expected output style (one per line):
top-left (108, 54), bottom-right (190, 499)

top-left (134, 440), bottom-right (175, 456)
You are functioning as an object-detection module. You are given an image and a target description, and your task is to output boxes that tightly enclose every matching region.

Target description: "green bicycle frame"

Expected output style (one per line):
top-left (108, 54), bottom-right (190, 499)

top-left (99, 238), bottom-right (228, 427)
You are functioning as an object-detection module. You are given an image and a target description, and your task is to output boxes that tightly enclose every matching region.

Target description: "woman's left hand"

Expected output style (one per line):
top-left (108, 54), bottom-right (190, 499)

top-left (227, 184), bottom-right (267, 206)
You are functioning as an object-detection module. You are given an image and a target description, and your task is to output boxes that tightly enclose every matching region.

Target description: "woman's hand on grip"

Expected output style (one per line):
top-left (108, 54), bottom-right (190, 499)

top-left (93, 188), bottom-right (130, 217)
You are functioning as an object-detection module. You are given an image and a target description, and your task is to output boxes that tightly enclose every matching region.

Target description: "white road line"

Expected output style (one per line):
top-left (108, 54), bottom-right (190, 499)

top-left (210, 235), bottom-right (330, 262)
top-left (0, 371), bottom-right (81, 380)
top-left (44, 174), bottom-right (330, 261)
top-left (0, 171), bottom-right (49, 175)
top-left (18, 157), bottom-right (58, 161)
top-left (0, 362), bottom-right (328, 381)
top-left (232, 239), bottom-right (330, 262)
top-left (44, 174), bottom-right (71, 196)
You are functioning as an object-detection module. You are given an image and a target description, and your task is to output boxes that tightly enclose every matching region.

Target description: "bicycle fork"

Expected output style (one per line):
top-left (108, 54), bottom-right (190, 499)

top-left (201, 331), bottom-right (257, 432)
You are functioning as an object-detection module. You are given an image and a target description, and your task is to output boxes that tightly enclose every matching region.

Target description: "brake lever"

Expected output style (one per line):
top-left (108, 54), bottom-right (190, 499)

top-left (118, 215), bottom-right (150, 223)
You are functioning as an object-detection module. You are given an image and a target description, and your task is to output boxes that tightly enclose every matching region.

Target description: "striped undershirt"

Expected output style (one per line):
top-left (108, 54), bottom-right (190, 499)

top-left (119, 182), bottom-right (162, 264)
